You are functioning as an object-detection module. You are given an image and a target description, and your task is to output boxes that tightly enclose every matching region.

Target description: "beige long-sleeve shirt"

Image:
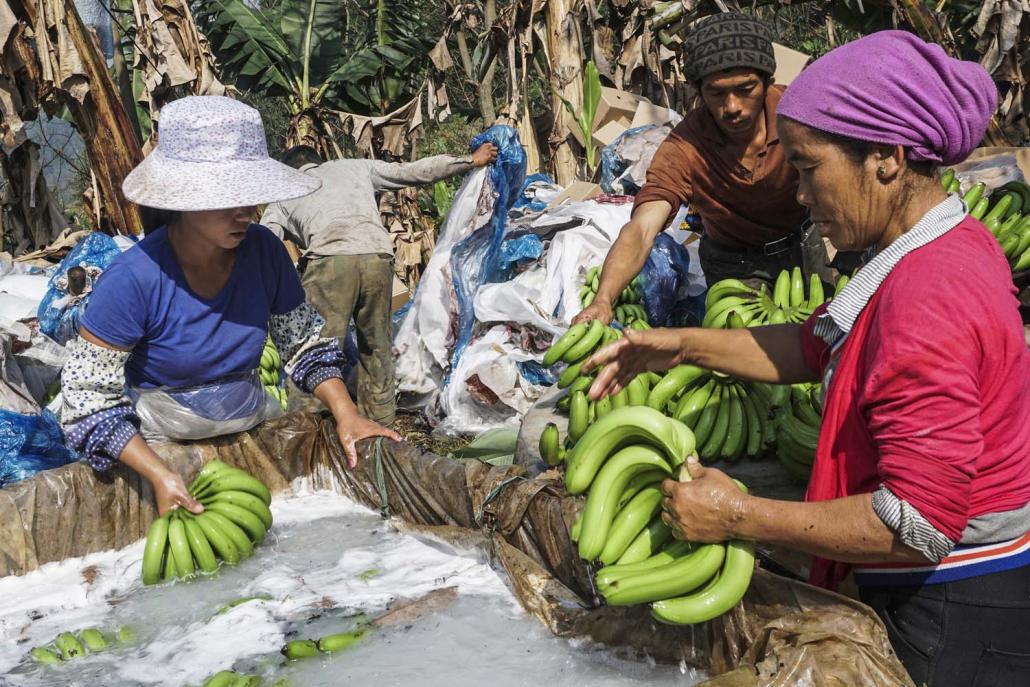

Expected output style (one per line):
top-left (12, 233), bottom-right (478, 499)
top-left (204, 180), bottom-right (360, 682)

top-left (260, 155), bottom-right (475, 257)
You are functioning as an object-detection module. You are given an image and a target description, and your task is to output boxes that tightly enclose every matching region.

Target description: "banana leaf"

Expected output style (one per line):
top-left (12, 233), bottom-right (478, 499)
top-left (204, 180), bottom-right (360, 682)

top-left (449, 428), bottom-right (519, 466)
top-left (193, 0), bottom-right (297, 95)
top-left (279, 0), bottom-right (347, 87)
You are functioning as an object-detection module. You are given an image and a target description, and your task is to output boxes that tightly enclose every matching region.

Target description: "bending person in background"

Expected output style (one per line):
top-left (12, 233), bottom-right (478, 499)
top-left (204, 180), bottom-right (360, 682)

top-left (60, 97), bottom-right (400, 515)
top-left (582, 32), bottom-right (1030, 687)
top-left (575, 11), bottom-right (829, 326)
top-left (260, 141), bottom-right (498, 427)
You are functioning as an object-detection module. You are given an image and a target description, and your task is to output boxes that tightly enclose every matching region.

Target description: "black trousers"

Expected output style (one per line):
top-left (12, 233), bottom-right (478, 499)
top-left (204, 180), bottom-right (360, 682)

top-left (698, 227), bottom-right (831, 291)
top-left (859, 565), bottom-right (1030, 687)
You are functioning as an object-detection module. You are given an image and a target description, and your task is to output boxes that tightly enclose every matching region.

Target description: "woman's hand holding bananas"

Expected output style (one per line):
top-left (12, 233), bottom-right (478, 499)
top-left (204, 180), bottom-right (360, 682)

top-left (583, 328), bottom-right (689, 400)
top-left (660, 457), bottom-right (749, 543)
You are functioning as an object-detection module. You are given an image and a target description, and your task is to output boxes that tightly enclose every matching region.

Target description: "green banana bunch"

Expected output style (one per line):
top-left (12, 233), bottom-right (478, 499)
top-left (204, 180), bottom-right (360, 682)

top-left (773, 383), bottom-right (822, 483)
top-left (563, 406), bottom-right (695, 495)
top-left (258, 336), bottom-right (287, 411)
top-left (140, 461), bottom-right (273, 584)
top-left (201, 670), bottom-right (262, 687)
top-left (589, 465), bottom-right (755, 624)
top-left (703, 269), bottom-right (833, 330)
top-left (28, 627), bottom-right (115, 665)
top-left (652, 369), bottom-right (774, 462)
top-left (579, 265), bottom-right (653, 327)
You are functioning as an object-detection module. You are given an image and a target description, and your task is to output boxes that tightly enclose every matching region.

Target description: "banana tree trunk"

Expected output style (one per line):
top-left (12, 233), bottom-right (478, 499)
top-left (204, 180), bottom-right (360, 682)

top-left (545, 0), bottom-right (585, 186)
top-left (288, 108), bottom-right (341, 162)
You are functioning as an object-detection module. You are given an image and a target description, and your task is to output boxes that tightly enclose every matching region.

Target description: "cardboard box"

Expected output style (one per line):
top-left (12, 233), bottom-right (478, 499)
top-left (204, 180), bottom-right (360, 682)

top-left (545, 181), bottom-right (602, 210)
top-left (592, 120), bottom-right (629, 148)
top-left (631, 100), bottom-right (678, 129)
top-left (772, 43), bottom-right (810, 86)
top-left (570, 87), bottom-right (645, 147)
top-left (391, 275), bottom-right (411, 312)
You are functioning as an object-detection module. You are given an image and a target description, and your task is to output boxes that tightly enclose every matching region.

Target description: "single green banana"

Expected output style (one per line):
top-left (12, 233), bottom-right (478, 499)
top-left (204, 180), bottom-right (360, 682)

top-left (231, 676), bottom-right (260, 687)
top-left (282, 639), bottom-right (319, 660)
top-left (317, 628), bottom-right (368, 653)
top-left (699, 385), bottom-right (733, 461)
top-left (141, 515), bottom-right (170, 585)
top-left (581, 291), bottom-right (596, 307)
top-left (79, 628), bottom-right (108, 653)
top-left (615, 469), bottom-right (667, 513)
top-left (29, 646), bottom-right (61, 664)
top-left (674, 378), bottom-right (716, 428)
top-left (646, 364), bottom-right (707, 411)
top-left (567, 373), bottom-right (594, 398)
top-left (962, 181), bottom-right (986, 208)
top-left (539, 423), bottom-right (561, 465)
top-left (807, 273), bottom-right (825, 310)
top-left (772, 270), bottom-right (790, 308)
top-left (201, 510), bottom-right (253, 558)
top-left (704, 279), bottom-right (757, 309)
top-left (577, 446), bottom-right (672, 561)
top-left (200, 490), bottom-right (273, 529)
top-left (194, 512), bottom-right (242, 564)
top-left (205, 502), bottom-right (268, 544)
top-left (689, 384), bottom-right (723, 449)
top-left (1012, 245), bottom-right (1030, 273)
top-left (726, 310), bottom-right (747, 329)
top-left (600, 542), bottom-right (726, 606)
top-left (970, 196), bottom-right (990, 221)
top-left (55, 632), bottom-right (85, 660)
top-left (596, 540), bottom-right (695, 583)
top-left (610, 386), bottom-right (629, 409)
top-left (615, 517), bottom-right (672, 565)
top-left (202, 671), bottom-right (238, 687)
top-left (650, 539), bottom-right (756, 625)
top-left (569, 512), bottom-right (582, 542)
top-left (624, 375), bottom-right (646, 406)
top-left (939, 168), bottom-right (954, 190)
top-left (556, 361), bottom-right (584, 389)
top-left (564, 407), bottom-right (694, 494)
top-left (595, 394), bottom-right (613, 419)
top-left (789, 267), bottom-right (804, 307)
top-left (833, 274), bottom-right (849, 297)
top-left (719, 386), bottom-right (746, 461)
top-left (167, 515), bottom-right (196, 580)
top-left (767, 307), bottom-right (787, 325)
top-left (984, 192), bottom-right (1016, 226)
top-left (738, 388), bottom-right (763, 458)
top-left (195, 470), bottom-right (272, 506)
top-left (598, 486), bottom-right (664, 565)
top-left (543, 322), bottom-right (588, 367)
top-left (562, 319), bottom-right (605, 363)
top-left (568, 392), bottom-right (589, 445)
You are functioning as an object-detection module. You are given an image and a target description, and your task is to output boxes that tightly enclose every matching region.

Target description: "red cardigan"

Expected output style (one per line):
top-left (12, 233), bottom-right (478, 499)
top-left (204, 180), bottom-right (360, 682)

top-left (800, 215), bottom-right (1030, 589)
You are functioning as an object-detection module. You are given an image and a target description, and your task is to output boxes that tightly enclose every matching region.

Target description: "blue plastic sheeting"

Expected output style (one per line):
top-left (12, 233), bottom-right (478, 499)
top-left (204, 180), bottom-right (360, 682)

top-left (0, 409), bottom-right (78, 487)
top-left (517, 360), bottom-right (559, 386)
top-left (498, 233), bottom-right (543, 273)
top-left (449, 125), bottom-right (527, 370)
top-left (512, 172), bottom-right (556, 213)
top-left (640, 233), bottom-right (693, 326)
top-left (599, 125), bottom-right (659, 195)
top-left (37, 233), bottom-right (122, 345)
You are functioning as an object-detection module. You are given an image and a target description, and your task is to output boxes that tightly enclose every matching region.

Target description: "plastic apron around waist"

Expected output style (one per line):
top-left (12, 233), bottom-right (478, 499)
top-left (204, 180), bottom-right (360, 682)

top-left (129, 370), bottom-right (283, 442)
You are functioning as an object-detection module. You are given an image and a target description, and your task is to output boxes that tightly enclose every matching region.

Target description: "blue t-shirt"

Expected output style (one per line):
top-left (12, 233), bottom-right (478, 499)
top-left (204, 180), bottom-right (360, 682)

top-left (82, 224), bottom-right (305, 389)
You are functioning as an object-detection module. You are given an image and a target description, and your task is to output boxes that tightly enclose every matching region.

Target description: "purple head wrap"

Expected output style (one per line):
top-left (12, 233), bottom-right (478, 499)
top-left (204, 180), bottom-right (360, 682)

top-left (778, 31), bottom-right (997, 166)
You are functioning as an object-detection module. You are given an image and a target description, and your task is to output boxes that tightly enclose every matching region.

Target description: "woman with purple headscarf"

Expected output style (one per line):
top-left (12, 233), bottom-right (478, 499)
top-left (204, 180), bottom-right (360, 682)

top-left (582, 31), bottom-right (1030, 685)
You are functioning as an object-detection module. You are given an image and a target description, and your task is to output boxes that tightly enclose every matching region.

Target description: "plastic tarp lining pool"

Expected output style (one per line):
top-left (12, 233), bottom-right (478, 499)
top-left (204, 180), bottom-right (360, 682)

top-left (0, 412), bottom-right (914, 686)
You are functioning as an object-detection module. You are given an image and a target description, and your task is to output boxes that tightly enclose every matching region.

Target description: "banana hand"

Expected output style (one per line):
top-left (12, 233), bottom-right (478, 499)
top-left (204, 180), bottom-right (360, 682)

top-left (583, 328), bottom-right (687, 401)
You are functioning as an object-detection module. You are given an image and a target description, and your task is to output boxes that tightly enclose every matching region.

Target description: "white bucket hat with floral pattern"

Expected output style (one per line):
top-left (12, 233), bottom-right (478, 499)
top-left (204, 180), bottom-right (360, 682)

top-left (122, 96), bottom-right (321, 211)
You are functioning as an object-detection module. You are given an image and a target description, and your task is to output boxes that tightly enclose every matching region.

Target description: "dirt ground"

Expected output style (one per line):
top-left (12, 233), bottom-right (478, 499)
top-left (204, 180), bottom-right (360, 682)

top-left (394, 411), bottom-right (472, 457)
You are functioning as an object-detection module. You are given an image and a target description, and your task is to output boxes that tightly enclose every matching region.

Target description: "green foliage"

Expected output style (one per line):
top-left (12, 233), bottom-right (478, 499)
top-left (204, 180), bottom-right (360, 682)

top-left (193, 0), bottom-right (432, 116)
top-left (553, 60), bottom-right (603, 173)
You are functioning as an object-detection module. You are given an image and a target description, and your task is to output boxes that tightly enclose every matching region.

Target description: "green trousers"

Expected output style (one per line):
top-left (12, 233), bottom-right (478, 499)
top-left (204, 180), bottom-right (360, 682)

top-left (297, 253), bottom-right (396, 426)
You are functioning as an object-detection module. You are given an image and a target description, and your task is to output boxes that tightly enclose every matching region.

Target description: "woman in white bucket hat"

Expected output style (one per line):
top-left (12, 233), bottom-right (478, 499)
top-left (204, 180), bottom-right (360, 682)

top-left (60, 96), bottom-right (400, 515)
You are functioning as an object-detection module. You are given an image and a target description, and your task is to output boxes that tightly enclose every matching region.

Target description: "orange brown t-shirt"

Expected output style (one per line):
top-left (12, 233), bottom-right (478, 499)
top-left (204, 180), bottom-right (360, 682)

top-left (633, 85), bottom-right (806, 249)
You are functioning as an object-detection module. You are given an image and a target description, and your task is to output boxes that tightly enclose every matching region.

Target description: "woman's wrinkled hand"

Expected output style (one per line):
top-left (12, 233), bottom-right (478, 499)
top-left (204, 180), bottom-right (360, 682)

top-left (583, 327), bottom-right (688, 400)
top-left (660, 457), bottom-right (749, 543)
top-left (153, 470), bottom-right (203, 516)
top-left (336, 414), bottom-right (403, 469)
